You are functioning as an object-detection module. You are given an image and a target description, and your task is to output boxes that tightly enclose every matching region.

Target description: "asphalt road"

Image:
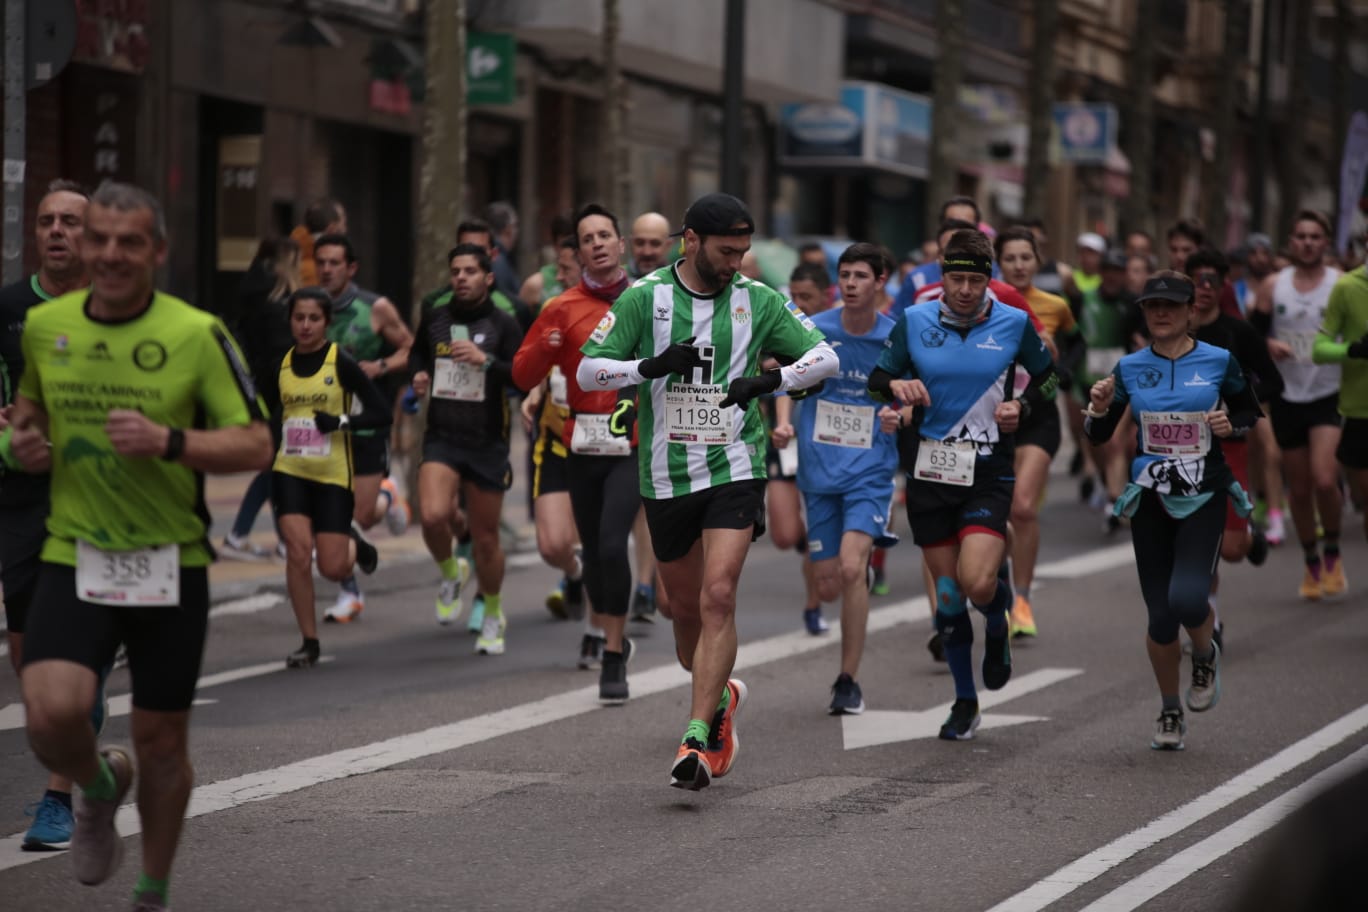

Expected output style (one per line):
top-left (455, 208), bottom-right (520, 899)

top-left (1, 475), bottom-right (1365, 912)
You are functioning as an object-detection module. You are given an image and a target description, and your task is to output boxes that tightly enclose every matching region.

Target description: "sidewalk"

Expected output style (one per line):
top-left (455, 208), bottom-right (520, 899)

top-left (203, 429), bottom-right (538, 599)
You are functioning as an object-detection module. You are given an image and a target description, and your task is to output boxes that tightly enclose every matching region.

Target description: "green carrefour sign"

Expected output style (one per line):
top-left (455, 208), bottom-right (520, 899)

top-left (468, 32), bottom-right (515, 105)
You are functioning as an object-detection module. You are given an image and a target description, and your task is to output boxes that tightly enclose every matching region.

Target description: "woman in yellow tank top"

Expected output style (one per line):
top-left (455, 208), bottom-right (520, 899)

top-left (995, 228), bottom-right (1083, 640)
top-left (261, 289), bottom-right (394, 668)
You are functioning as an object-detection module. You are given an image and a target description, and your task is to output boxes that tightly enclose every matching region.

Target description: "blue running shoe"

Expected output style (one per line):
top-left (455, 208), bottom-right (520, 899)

top-left (803, 607), bottom-right (829, 636)
top-left (467, 594), bottom-right (486, 635)
top-left (22, 793), bottom-right (73, 851)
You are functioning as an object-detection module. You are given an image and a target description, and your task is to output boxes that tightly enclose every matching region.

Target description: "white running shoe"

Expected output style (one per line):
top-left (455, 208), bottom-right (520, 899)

top-left (475, 612), bottom-right (507, 655)
top-left (380, 478), bottom-right (410, 536)
top-left (220, 535), bottom-right (270, 561)
top-left (435, 557), bottom-right (471, 625)
top-left (324, 591), bottom-right (364, 623)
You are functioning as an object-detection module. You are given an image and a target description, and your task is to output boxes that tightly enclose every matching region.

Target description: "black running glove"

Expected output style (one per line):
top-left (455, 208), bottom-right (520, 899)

top-left (787, 380), bottom-right (826, 401)
top-left (1348, 332), bottom-right (1368, 360)
top-left (313, 411), bottom-right (347, 433)
top-left (719, 371), bottom-right (782, 409)
top-left (639, 336), bottom-right (705, 380)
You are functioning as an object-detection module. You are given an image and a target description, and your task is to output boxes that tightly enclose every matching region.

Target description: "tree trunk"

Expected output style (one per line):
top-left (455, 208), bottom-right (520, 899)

top-left (1120, 0), bottom-right (1156, 238)
top-left (1278, 0), bottom-right (1312, 235)
top-left (1022, 0), bottom-right (1058, 221)
top-left (926, 0), bottom-right (964, 234)
top-left (405, 0), bottom-right (466, 503)
top-left (1203, 0), bottom-right (1245, 245)
top-left (1329, 0), bottom-right (1354, 237)
top-left (600, 0), bottom-right (624, 214)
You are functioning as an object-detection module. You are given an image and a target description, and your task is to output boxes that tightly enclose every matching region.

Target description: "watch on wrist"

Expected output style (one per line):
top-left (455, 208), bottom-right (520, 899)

top-left (378, 358), bottom-right (387, 375)
top-left (162, 427), bottom-right (186, 461)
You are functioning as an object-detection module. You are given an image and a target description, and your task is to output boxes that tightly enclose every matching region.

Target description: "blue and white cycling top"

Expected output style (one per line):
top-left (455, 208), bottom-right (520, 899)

top-left (877, 299), bottom-right (1052, 467)
top-left (796, 308), bottom-right (898, 494)
top-left (1108, 341), bottom-right (1247, 497)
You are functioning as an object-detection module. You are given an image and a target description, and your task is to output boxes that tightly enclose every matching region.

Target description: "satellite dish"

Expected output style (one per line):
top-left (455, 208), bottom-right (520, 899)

top-left (26, 0), bottom-right (78, 89)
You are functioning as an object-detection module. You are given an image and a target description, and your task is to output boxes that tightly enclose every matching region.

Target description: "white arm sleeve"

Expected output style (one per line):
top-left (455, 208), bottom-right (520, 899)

top-left (576, 355), bottom-right (646, 392)
top-left (777, 341), bottom-right (839, 392)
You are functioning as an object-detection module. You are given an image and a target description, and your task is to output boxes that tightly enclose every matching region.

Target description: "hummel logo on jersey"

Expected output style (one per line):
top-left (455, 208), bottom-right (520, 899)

top-left (1184, 370), bottom-right (1212, 387)
top-left (88, 341), bottom-right (113, 361)
top-left (976, 334), bottom-right (1003, 351)
top-left (655, 305), bottom-right (670, 321)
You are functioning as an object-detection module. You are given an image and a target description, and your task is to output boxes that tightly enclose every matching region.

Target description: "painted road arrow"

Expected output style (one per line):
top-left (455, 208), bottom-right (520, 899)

top-left (842, 667), bottom-right (1084, 749)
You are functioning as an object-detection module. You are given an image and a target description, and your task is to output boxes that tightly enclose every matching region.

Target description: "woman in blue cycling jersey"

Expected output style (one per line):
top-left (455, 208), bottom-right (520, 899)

top-left (1084, 271), bottom-right (1261, 751)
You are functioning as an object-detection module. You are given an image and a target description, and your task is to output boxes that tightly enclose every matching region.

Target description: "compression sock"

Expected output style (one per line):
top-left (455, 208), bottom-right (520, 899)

top-left (482, 592), bottom-right (502, 618)
top-left (683, 719), bottom-right (711, 745)
top-left (944, 643), bottom-right (977, 700)
top-left (81, 756), bottom-right (117, 802)
top-left (438, 556), bottom-right (463, 579)
top-left (134, 874), bottom-right (169, 904)
top-left (974, 580), bottom-right (1012, 638)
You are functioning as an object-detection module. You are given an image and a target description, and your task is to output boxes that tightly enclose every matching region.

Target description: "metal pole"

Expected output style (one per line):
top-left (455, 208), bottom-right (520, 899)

top-left (3, 0), bottom-right (26, 285)
top-left (720, 0), bottom-right (745, 197)
top-left (1251, 0), bottom-right (1272, 231)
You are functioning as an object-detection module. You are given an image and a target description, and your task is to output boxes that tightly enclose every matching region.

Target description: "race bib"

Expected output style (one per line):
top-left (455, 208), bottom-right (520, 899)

top-left (76, 541), bottom-right (180, 607)
top-left (813, 400), bottom-right (874, 449)
top-left (913, 438), bottom-right (976, 486)
top-left (1086, 346), bottom-right (1125, 378)
top-left (1140, 411), bottom-right (1211, 457)
top-left (1281, 330), bottom-right (1317, 364)
top-left (663, 384), bottom-right (735, 445)
top-left (570, 413), bottom-right (631, 456)
top-left (282, 416), bottom-right (331, 458)
top-left (549, 368), bottom-right (569, 408)
top-left (433, 357), bottom-right (486, 401)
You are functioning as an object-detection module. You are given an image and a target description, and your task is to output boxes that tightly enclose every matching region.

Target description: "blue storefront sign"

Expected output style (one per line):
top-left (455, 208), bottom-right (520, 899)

top-left (780, 81), bottom-right (931, 179)
top-left (1052, 102), bottom-right (1117, 165)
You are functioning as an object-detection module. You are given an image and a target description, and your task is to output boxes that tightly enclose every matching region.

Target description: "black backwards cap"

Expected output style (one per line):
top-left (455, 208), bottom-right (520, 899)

top-left (672, 192), bottom-right (756, 237)
top-left (1137, 275), bottom-right (1194, 304)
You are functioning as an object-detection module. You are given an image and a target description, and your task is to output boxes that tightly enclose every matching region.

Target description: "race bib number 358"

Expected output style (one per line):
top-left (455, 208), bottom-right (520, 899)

top-left (76, 541), bottom-right (180, 607)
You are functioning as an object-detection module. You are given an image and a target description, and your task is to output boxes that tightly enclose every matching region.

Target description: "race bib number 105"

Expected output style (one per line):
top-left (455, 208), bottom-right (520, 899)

top-left (433, 357), bottom-right (486, 401)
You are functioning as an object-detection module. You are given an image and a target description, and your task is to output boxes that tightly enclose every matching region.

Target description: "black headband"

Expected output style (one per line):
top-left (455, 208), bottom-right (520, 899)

top-left (941, 255), bottom-right (994, 277)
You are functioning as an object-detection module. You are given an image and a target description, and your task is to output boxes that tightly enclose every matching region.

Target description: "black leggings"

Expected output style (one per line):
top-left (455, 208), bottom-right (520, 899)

top-left (567, 452), bottom-right (640, 617)
top-left (1130, 489), bottom-right (1226, 644)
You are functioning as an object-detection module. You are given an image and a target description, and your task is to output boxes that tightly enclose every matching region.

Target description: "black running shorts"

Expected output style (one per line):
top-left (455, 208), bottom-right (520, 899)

top-left (1269, 393), bottom-right (1340, 450)
top-left (0, 501), bottom-right (48, 633)
top-left (1338, 417), bottom-right (1368, 470)
top-left (352, 433), bottom-right (390, 477)
top-left (271, 472), bottom-right (355, 535)
top-left (22, 563), bottom-right (210, 712)
top-left (422, 436), bottom-right (513, 492)
top-left (643, 479), bottom-right (767, 563)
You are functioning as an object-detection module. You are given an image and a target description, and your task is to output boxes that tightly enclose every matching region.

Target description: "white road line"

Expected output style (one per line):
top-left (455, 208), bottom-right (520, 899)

top-left (0, 597), bottom-right (927, 871)
top-left (1079, 745), bottom-right (1368, 912)
top-left (0, 657), bottom-right (334, 733)
top-left (987, 703), bottom-right (1368, 912)
top-left (209, 593), bottom-right (282, 618)
top-left (1035, 543), bottom-right (1134, 579)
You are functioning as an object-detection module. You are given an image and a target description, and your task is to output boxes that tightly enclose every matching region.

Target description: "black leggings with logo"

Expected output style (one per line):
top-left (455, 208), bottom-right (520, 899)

top-left (1130, 489), bottom-right (1226, 644)
top-left (566, 452), bottom-right (640, 617)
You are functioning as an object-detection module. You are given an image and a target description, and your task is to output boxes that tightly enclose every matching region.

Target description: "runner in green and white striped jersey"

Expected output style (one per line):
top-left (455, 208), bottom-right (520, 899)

top-left (579, 261), bottom-right (834, 498)
top-left (576, 193), bottom-right (837, 791)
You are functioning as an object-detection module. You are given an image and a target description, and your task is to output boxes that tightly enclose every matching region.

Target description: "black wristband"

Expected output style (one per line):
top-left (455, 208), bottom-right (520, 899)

top-left (162, 427), bottom-right (186, 461)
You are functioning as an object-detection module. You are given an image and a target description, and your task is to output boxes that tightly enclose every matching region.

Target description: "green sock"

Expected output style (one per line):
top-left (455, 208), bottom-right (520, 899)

top-left (81, 756), bottom-right (117, 802)
top-left (683, 719), bottom-right (711, 745)
top-left (134, 874), bottom-right (169, 903)
top-left (438, 556), bottom-right (462, 580)
top-left (716, 685), bottom-right (731, 713)
top-left (455, 539), bottom-right (473, 560)
top-left (482, 593), bottom-right (502, 618)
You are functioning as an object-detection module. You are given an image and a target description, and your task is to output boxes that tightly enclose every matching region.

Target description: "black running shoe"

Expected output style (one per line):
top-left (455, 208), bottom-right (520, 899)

top-left (577, 633), bottom-right (604, 670)
top-left (285, 639), bottom-right (320, 669)
top-left (828, 673), bottom-right (865, 715)
top-left (982, 628), bottom-right (1012, 690)
top-left (1247, 530), bottom-right (1268, 567)
top-left (926, 630), bottom-right (946, 663)
top-left (350, 520), bottom-right (378, 574)
top-left (599, 652), bottom-right (629, 705)
top-left (939, 698), bottom-right (981, 741)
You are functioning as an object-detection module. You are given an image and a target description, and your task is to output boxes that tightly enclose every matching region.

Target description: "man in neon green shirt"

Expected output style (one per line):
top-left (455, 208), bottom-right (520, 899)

top-left (7, 183), bottom-right (272, 911)
top-left (1314, 262), bottom-right (1368, 549)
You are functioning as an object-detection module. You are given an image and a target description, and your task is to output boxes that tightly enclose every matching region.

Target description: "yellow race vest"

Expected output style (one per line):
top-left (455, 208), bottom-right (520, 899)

top-left (273, 343), bottom-right (354, 488)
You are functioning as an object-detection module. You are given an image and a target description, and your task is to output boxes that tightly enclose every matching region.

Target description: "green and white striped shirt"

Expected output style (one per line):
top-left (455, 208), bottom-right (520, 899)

top-left (579, 263), bottom-right (832, 499)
